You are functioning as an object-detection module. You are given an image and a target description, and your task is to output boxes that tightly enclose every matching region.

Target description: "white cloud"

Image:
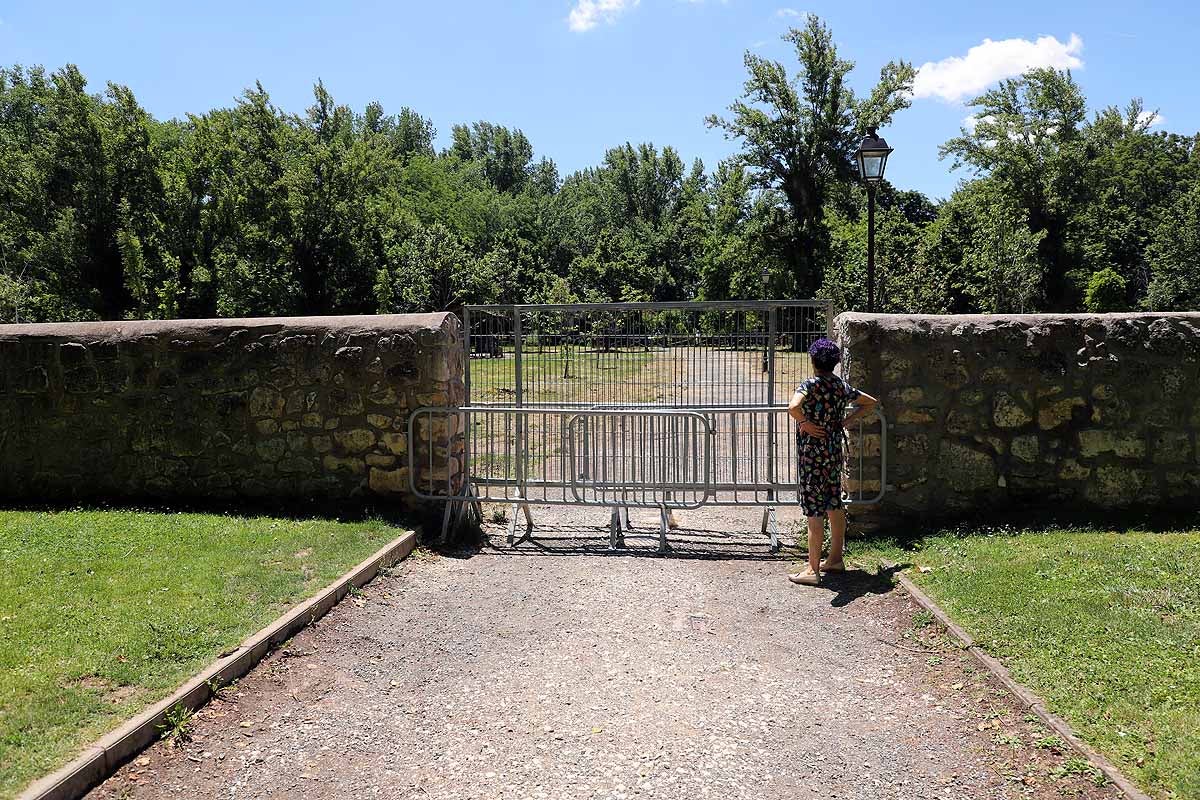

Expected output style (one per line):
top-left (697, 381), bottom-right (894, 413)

top-left (913, 34), bottom-right (1084, 103)
top-left (1138, 110), bottom-right (1165, 128)
top-left (568, 0), bottom-right (640, 32)
top-left (775, 7), bottom-right (802, 17)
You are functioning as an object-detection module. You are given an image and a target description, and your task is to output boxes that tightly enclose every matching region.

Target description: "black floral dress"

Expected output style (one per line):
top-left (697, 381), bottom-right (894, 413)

top-left (795, 374), bottom-right (861, 517)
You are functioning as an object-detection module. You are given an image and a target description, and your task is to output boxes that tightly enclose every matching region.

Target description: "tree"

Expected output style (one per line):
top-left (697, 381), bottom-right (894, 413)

top-left (707, 14), bottom-right (914, 296)
top-left (374, 222), bottom-right (499, 312)
top-left (1144, 182), bottom-right (1200, 311)
top-left (450, 121), bottom-right (535, 194)
top-left (940, 68), bottom-right (1088, 309)
top-left (1084, 268), bottom-right (1128, 313)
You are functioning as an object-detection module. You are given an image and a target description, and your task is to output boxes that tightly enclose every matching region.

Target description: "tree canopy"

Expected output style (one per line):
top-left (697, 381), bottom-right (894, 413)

top-left (2, 15), bottom-right (1198, 324)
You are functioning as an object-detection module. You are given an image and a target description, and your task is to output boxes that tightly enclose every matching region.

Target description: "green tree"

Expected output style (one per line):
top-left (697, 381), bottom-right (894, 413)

top-left (707, 14), bottom-right (914, 296)
top-left (940, 68), bottom-right (1088, 309)
top-left (1084, 268), bottom-right (1128, 313)
top-left (1145, 182), bottom-right (1200, 310)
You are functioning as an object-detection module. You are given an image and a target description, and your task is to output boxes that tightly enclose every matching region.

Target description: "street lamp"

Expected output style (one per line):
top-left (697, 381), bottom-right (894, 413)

top-left (855, 126), bottom-right (893, 313)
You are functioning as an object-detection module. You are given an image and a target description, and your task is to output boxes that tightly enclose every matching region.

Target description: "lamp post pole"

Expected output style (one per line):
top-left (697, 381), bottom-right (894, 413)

top-left (867, 184), bottom-right (876, 313)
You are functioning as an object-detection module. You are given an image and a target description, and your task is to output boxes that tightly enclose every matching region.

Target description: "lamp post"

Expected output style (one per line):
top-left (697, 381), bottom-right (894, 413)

top-left (854, 126), bottom-right (894, 313)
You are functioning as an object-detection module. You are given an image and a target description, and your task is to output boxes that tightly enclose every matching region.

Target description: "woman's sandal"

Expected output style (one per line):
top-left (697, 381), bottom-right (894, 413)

top-left (820, 560), bottom-right (847, 573)
top-left (788, 571), bottom-right (821, 586)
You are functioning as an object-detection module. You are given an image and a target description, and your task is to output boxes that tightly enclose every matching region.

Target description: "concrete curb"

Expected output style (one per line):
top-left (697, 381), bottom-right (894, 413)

top-left (893, 570), bottom-right (1152, 800)
top-left (19, 530), bottom-right (419, 800)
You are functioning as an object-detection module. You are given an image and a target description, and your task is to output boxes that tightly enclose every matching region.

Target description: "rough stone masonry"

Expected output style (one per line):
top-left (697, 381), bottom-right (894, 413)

top-left (0, 314), bottom-right (464, 510)
top-left (836, 312), bottom-right (1200, 527)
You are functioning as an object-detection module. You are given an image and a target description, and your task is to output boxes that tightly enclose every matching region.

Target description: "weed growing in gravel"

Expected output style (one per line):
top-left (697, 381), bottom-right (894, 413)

top-left (157, 704), bottom-right (193, 747)
top-left (1050, 757), bottom-right (1107, 786)
top-left (205, 677), bottom-right (237, 701)
top-left (911, 610), bottom-right (935, 628)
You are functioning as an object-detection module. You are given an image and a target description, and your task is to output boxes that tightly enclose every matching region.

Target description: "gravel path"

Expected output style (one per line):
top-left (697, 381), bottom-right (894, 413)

top-left (89, 508), bottom-right (1118, 800)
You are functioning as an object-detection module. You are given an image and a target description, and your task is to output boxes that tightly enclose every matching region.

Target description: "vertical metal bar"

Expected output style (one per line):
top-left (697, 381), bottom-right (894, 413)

top-left (513, 311), bottom-right (526, 506)
top-left (766, 305), bottom-right (777, 505)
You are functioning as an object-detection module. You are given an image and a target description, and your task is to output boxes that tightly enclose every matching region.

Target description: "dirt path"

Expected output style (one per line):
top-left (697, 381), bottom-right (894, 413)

top-left (88, 510), bottom-right (1117, 800)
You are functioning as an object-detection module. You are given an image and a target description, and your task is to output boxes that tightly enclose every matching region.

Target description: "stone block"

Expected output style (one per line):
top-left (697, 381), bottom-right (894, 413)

top-left (369, 466), bottom-right (410, 494)
top-left (1151, 431), bottom-right (1192, 464)
top-left (323, 454), bottom-right (366, 476)
top-left (1078, 430), bottom-right (1146, 460)
top-left (248, 387), bottom-right (285, 419)
top-left (946, 410), bottom-right (977, 436)
top-left (329, 389), bottom-right (364, 415)
top-left (380, 432), bottom-right (408, 455)
top-left (882, 358), bottom-right (914, 384)
top-left (992, 392), bottom-right (1032, 429)
top-left (896, 435), bottom-right (929, 457)
top-left (1011, 435), bottom-right (1040, 462)
top-left (367, 414), bottom-right (393, 429)
top-left (334, 429), bottom-right (376, 454)
top-left (1038, 396), bottom-right (1085, 430)
top-left (1058, 459), bottom-right (1090, 481)
top-left (938, 441), bottom-right (997, 493)
top-left (1086, 465), bottom-right (1150, 507)
top-left (255, 438), bottom-right (286, 461)
top-left (897, 408), bottom-right (936, 425)
top-left (278, 457), bottom-right (315, 475)
top-left (958, 389), bottom-right (985, 406)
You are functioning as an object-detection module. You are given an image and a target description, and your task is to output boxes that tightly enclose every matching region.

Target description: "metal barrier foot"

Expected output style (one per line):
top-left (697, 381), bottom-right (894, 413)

top-left (609, 507), bottom-right (626, 550)
top-left (506, 501), bottom-right (534, 546)
top-left (658, 506), bottom-right (671, 554)
top-left (763, 507), bottom-right (780, 551)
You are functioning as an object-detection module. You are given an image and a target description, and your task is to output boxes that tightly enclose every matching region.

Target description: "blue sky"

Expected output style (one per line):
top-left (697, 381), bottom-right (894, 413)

top-left (1, 0), bottom-right (1195, 200)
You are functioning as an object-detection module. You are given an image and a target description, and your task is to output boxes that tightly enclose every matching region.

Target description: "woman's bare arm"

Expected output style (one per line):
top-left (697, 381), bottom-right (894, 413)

top-left (788, 389), bottom-right (827, 439)
top-left (842, 390), bottom-right (879, 427)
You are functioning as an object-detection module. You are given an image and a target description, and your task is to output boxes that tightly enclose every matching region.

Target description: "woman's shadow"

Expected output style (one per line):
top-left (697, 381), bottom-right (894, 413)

top-left (817, 562), bottom-right (909, 607)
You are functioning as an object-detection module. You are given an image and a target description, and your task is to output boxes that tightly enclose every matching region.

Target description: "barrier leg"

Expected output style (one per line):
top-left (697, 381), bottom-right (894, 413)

top-left (609, 507), bottom-right (626, 550)
top-left (763, 506), bottom-right (780, 551)
top-left (506, 499), bottom-right (534, 546)
top-left (658, 505), bottom-right (671, 554)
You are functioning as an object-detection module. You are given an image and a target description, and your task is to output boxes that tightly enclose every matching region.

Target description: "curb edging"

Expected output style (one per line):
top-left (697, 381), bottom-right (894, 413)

top-left (19, 530), bottom-right (419, 800)
top-left (893, 570), bottom-right (1152, 800)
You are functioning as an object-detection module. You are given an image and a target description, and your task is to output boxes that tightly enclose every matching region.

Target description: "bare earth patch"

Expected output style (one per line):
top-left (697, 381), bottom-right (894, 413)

top-left (88, 508), bottom-right (1119, 800)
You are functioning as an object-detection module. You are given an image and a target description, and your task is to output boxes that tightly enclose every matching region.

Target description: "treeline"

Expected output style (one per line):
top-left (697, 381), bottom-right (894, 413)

top-left (1, 16), bottom-right (1198, 324)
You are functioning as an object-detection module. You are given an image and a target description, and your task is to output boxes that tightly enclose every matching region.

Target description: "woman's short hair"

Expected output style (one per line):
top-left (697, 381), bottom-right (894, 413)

top-left (808, 337), bottom-right (841, 372)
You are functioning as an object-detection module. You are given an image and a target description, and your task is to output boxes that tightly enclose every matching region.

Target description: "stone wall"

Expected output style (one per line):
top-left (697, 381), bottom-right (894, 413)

top-left (836, 313), bottom-right (1200, 526)
top-left (0, 314), bottom-right (464, 510)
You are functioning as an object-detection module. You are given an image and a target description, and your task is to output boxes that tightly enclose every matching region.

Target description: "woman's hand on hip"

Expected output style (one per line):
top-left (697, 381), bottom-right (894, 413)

top-left (800, 420), bottom-right (827, 439)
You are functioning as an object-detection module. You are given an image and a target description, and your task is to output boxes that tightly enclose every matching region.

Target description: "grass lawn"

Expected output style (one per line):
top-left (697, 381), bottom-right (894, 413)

top-left (0, 509), bottom-right (408, 799)
top-left (851, 525), bottom-right (1200, 800)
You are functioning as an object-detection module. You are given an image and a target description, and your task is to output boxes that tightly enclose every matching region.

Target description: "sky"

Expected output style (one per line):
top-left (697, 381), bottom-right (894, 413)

top-left (1, 0), bottom-right (1196, 200)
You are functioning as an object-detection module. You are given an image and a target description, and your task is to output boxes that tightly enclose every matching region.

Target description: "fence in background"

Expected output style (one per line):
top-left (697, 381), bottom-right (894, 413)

top-left (411, 301), bottom-right (887, 550)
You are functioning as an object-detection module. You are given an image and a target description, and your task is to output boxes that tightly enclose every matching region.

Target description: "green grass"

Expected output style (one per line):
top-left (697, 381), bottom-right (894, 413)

top-left (469, 348), bottom-right (657, 404)
top-left (851, 525), bottom-right (1200, 800)
top-left (0, 509), bottom-right (408, 799)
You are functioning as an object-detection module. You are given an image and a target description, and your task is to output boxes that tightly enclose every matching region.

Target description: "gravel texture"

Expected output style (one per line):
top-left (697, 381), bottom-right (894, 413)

top-left (88, 507), bottom-right (1119, 800)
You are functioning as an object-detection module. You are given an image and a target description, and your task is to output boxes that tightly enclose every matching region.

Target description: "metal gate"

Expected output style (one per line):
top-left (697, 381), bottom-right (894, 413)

top-left (410, 300), bottom-right (887, 551)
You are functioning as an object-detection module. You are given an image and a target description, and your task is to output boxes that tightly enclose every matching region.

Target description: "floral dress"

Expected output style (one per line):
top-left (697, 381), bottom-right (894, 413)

top-left (795, 374), bottom-right (861, 517)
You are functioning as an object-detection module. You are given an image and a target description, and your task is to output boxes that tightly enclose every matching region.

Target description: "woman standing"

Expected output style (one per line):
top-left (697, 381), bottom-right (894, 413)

top-left (786, 338), bottom-right (878, 586)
